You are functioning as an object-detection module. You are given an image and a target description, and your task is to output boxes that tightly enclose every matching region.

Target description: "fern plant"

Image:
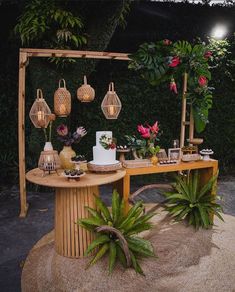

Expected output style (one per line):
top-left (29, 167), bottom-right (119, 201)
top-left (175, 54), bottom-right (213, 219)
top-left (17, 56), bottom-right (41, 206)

top-left (78, 190), bottom-right (156, 275)
top-left (164, 170), bottom-right (223, 229)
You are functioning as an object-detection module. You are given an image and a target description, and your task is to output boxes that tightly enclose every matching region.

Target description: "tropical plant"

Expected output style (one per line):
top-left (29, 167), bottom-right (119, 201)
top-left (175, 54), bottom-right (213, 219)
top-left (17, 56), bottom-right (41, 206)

top-left (164, 170), bottom-right (223, 229)
top-left (129, 39), bottom-right (216, 133)
top-left (78, 190), bottom-right (156, 275)
top-left (14, 0), bottom-right (86, 66)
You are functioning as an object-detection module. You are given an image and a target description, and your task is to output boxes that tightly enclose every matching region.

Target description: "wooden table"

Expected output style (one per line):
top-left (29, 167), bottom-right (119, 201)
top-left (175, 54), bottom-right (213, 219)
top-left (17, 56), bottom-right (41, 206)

top-left (26, 168), bottom-right (126, 258)
top-left (115, 160), bottom-right (218, 213)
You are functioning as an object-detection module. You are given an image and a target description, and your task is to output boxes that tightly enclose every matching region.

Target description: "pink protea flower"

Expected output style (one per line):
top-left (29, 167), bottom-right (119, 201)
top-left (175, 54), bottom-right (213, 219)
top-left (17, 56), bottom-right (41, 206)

top-left (137, 125), bottom-right (150, 138)
top-left (198, 76), bottom-right (207, 87)
top-left (169, 56), bottom-right (180, 68)
top-left (76, 126), bottom-right (87, 137)
top-left (170, 79), bottom-right (178, 94)
top-left (204, 51), bottom-right (212, 59)
top-left (57, 124), bottom-right (68, 136)
top-left (163, 39), bottom-right (172, 45)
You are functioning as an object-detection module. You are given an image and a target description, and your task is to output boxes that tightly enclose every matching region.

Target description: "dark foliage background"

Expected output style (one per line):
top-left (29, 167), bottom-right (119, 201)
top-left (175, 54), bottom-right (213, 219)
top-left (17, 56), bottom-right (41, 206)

top-left (0, 0), bottom-right (235, 185)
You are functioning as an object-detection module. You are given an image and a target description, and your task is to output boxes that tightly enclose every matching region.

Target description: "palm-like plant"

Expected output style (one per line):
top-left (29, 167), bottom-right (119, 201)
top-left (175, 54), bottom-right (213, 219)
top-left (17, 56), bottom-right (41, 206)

top-left (78, 190), bottom-right (156, 275)
top-left (164, 170), bottom-right (223, 229)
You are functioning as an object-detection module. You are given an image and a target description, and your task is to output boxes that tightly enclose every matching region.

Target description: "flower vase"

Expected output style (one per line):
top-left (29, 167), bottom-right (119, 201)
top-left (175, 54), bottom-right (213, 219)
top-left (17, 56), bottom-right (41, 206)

top-left (150, 155), bottom-right (158, 166)
top-left (59, 146), bottom-right (76, 169)
top-left (44, 142), bottom-right (53, 151)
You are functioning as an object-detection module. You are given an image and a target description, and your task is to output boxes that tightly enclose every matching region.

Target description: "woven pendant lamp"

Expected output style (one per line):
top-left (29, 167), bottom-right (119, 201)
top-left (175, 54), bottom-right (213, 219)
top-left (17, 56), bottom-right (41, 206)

top-left (29, 89), bottom-right (52, 128)
top-left (54, 79), bottom-right (71, 117)
top-left (101, 82), bottom-right (122, 119)
top-left (77, 75), bottom-right (95, 102)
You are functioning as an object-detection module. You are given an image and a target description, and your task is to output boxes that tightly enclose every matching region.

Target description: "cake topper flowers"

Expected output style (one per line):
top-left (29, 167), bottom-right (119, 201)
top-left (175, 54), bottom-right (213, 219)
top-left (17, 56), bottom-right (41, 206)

top-left (57, 124), bottom-right (87, 146)
top-left (99, 134), bottom-right (116, 150)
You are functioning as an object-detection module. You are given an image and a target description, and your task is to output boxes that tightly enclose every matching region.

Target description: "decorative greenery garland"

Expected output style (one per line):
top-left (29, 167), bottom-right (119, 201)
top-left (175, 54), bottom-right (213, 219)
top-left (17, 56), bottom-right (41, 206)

top-left (129, 40), bottom-right (214, 133)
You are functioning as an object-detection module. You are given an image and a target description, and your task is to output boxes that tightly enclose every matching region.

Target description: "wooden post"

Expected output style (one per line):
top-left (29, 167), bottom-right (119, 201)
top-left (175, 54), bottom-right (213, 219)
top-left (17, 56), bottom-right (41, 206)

top-left (189, 104), bottom-right (194, 143)
top-left (18, 51), bottom-right (28, 218)
top-left (180, 72), bottom-right (188, 148)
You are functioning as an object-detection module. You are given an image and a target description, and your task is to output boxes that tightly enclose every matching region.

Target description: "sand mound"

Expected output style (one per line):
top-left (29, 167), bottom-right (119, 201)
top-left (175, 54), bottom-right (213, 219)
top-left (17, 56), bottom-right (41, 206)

top-left (21, 208), bottom-right (235, 292)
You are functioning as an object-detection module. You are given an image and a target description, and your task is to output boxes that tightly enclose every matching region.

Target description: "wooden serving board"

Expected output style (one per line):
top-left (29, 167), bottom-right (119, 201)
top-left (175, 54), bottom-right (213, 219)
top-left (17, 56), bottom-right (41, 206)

top-left (122, 159), bottom-right (152, 168)
top-left (87, 162), bottom-right (122, 172)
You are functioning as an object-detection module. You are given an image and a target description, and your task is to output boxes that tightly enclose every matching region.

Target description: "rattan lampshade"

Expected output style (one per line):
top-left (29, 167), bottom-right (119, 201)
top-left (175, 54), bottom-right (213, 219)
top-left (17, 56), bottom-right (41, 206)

top-left (54, 79), bottom-right (71, 117)
top-left (38, 150), bottom-right (61, 175)
top-left (77, 75), bottom-right (95, 102)
top-left (29, 89), bottom-right (52, 128)
top-left (101, 82), bottom-right (122, 119)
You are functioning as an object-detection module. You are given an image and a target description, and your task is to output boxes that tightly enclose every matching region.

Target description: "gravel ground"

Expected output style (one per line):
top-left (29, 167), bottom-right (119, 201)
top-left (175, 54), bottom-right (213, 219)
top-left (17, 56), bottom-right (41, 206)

top-left (0, 175), bottom-right (234, 292)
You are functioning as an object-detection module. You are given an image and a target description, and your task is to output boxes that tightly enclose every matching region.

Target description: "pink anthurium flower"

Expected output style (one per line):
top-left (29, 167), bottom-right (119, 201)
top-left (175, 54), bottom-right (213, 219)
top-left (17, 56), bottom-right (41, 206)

top-left (150, 121), bottom-right (159, 134)
top-left (163, 39), bottom-right (172, 45)
top-left (204, 51), bottom-right (212, 59)
top-left (169, 56), bottom-right (180, 67)
top-left (198, 76), bottom-right (207, 87)
top-left (170, 78), bottom-right (178, 94)
top-left (137, 125), bottom-right (150, 138)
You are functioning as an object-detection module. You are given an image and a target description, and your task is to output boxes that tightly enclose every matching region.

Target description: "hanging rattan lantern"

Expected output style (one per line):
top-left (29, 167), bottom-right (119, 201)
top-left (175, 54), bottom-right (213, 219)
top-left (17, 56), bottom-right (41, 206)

top-left (101, 82), bottom-right (122, 119)
top-left (77, 75), bottom-right (95, 102)
top-left (29, 89), bottom-right (52, 128)
top-left (54, 79), bottom-right (71, 117)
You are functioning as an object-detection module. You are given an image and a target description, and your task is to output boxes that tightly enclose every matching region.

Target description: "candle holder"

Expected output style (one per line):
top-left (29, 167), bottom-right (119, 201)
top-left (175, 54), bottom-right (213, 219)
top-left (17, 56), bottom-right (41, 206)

top-left (38, 150), bottom-right (61, 176)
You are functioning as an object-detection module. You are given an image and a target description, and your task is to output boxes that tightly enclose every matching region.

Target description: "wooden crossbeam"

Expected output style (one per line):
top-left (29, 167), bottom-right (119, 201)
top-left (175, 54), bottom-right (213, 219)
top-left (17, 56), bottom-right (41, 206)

top-left (20, 48), bottom-right (130, 60)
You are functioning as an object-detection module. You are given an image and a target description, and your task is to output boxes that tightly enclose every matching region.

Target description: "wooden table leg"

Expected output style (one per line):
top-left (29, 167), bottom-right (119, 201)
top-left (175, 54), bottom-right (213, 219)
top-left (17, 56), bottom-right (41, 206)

top-left (55, 186), bottom-right (99, 258)
top-left (123, 174), bottom-right (130, 214)
top-left (198, 161), bottom-right (218, 222)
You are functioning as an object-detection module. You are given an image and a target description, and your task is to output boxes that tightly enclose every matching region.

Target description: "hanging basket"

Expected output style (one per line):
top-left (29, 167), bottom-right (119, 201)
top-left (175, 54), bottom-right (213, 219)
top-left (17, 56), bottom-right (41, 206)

top-left (54, 79), bottom-right (71, 117)
top-left (101, 82), bottom-right (122, 119)
top-left (29, 89), bottom-right (52, 128)
top-left (77, 75), bottom-right (95, 102)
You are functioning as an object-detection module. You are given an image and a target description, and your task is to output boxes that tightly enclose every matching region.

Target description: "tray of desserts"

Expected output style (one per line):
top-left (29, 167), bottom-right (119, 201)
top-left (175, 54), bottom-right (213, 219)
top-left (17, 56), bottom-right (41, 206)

top-left (62, 169), bottom-right (85, 180)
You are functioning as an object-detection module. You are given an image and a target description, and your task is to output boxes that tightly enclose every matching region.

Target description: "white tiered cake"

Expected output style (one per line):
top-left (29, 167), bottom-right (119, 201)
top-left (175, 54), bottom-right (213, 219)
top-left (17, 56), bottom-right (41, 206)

top-left (91, 131), bottom-right (117, 165)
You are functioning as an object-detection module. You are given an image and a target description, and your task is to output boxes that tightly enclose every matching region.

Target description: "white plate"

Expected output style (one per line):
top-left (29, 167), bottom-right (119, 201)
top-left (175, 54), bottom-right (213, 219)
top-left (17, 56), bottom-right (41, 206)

top-left (88, 160), bottom-right (120, 166)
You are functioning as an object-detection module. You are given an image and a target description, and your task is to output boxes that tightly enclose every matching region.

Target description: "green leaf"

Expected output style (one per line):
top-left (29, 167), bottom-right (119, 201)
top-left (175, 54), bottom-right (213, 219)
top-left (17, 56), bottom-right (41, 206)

top-left (87, 243), bottom-right (109, 268)
top-left (85, 207), bottom-right (106, 223)
top-left (94, 194), bottom-right (112, 222)
top-left (85, 235), bottom-right (110, 256)
top-left (79, 217), bottom-right (106, 227)
top-left (119, 201), bottom-right (143, 228)
top-left (108, 241), bottom-right (117, 274)
top-left (198, 174), bottom-right (218, 200)
top-left (130, 251), bottom-right (144, 275)
top-left (112, 190), bottom-right (120, 225)
top-left (116, 243), bottom-right (127, 268)
top-left (127, 237), bottom-right (155, 257)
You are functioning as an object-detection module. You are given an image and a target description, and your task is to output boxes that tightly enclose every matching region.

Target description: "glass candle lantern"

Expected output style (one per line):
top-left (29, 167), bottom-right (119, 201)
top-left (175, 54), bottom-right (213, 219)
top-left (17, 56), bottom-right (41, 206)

top-left (29, 89), bottom-right (52, 128)
top-left (101, 82), bottom-right (122, 119)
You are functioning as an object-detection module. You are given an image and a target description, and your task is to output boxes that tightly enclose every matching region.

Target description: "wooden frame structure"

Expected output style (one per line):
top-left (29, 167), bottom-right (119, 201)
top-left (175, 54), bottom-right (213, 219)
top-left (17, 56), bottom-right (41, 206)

top-left (18, 48), bottom-right (130, 218)
top-left (18, 48), bottom-right (195, 217)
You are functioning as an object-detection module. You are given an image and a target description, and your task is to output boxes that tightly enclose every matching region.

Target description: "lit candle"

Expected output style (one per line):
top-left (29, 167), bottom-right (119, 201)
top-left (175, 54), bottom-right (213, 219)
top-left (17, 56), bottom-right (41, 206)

top-left (37, 110), bottom-right (45, 121)
top-left (108, 105), bottom-right (115, 116)
top-left (83, 94), bottom-right (90, 101)
top-left (59, 104), bottom-right (66, 114)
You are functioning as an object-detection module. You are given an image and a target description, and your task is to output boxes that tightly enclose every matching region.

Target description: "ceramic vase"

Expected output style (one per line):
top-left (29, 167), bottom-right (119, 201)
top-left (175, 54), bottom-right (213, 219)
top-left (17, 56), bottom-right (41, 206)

top-left (59, 146), bottom-right (76, 169)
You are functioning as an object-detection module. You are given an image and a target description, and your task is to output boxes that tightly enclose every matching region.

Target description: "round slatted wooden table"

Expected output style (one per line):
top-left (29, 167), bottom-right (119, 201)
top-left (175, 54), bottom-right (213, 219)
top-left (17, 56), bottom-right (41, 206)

top-left (26, 168), bottom-right (126, 258)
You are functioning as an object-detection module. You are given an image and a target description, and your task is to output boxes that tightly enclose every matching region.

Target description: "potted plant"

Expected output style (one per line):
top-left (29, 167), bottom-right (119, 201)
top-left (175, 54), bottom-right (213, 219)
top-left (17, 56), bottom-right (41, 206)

top-left (164, 170), bottom-right (223, 229)
top-left (57, 124), bottom-right (87, 169)
top-left (78, 190), bottom-right (156, 275)
top-left (149, 145), bottom-right (160, 165)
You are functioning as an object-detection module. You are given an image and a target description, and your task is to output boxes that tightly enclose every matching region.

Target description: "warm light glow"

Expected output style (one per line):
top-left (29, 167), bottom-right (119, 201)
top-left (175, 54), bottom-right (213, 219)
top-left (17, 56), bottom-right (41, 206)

top-left (83, 93), bottom-right (90, 101)
top-left (108, 105), bottom-right (115, 116)
top-left (37, 110), bottom-right (45, 121)
top-left (211, 25), bottom-right (227, 39)
top-left (59, 104), bottom-right (66, 114)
